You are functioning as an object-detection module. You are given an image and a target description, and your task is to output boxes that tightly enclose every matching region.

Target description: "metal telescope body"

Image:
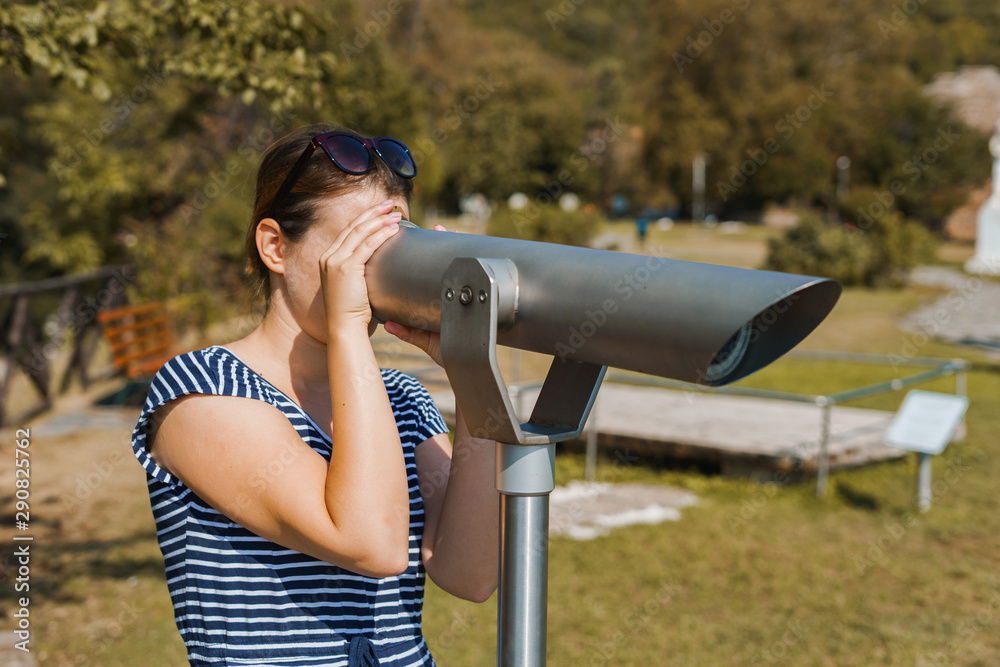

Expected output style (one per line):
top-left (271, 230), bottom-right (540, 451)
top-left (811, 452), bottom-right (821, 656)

top-left (367, 224), bottom-right (841, 667)
top-left (368, 224), bottom-right (840, 388)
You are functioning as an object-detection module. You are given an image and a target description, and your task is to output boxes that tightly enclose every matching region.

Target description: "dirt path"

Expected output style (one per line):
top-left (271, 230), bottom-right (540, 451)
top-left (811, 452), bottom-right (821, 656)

top-left (904, 266), bottom-right (1000, 357)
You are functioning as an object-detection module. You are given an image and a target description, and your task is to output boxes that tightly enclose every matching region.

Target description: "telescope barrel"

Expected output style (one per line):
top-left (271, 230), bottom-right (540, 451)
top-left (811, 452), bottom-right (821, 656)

top-left (367, 225), bottom-right (841, 386)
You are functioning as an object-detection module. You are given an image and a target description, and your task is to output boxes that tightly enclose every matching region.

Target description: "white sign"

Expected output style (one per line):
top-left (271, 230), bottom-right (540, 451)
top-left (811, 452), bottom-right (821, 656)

top-left (884, 390), bottom-right (968, 455)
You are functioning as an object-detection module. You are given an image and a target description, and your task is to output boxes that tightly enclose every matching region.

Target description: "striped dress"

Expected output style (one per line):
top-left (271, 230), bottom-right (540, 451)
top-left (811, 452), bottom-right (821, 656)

top-left (131, 345), bottom-right (448, 666)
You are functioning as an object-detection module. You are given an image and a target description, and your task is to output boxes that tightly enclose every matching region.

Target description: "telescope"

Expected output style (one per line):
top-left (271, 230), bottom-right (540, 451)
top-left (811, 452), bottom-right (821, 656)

top-left (367, 223), bottom-right (841, 666)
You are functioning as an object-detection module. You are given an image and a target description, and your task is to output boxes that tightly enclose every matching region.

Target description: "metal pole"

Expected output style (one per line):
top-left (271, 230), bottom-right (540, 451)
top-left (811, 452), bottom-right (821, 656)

top-left (498, 494), bottom-right (549, 666)
top-left (816, 399), bottom-right (831, 498)
top-left (584, 396), bottom-right (599, 482)
top-left (955, 365), bottom-right (967, 442)
top-left (496, 442), bottom-right (555, 667)
top-left (916, 452), bottom-right (932, 512)
top-left (692, 153), bottom-right (707, 222)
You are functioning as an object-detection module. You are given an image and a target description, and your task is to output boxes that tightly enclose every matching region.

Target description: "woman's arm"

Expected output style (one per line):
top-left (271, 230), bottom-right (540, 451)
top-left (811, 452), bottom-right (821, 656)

top-left (415, 410), bottom-right (499, 602)
top-left (383, 317), bottom-right (500, 601)
top-left (150, 385), bottom-right (409, 578)
top-left (150, 204), bottom-right (411, 578)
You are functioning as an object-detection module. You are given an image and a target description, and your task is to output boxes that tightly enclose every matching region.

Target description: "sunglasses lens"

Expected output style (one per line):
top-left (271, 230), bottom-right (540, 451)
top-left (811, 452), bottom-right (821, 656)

top-left (322, 134), bottom-right (372, 174)
top-left (375, 138), bottom-right (417, 178)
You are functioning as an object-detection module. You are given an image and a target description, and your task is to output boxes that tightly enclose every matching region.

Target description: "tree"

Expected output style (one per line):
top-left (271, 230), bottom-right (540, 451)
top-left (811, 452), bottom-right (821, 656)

top-left (442, 45), bottom-right (587, 202)
top-left (637, 0), bottom-right (991, 221)
top-left (1, 0), bottom-right (423, 329)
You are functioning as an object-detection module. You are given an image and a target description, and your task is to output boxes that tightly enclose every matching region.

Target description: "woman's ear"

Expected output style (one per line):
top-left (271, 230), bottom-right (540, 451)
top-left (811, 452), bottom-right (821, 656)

top-left (256, 218), bottom-right (286, 275)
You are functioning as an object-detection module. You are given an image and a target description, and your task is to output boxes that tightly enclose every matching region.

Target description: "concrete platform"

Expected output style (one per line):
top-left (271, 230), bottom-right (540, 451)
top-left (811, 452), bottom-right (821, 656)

top-left (429, 383), bottom-right (906, 478)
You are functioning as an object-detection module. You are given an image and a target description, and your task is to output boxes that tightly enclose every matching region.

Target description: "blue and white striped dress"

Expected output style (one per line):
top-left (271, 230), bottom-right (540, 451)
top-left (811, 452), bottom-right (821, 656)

top-left (131, 345), bottom-right (448, 666)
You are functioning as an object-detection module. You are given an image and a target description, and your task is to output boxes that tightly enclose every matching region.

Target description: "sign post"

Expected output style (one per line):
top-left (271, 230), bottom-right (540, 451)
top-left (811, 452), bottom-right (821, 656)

top-left (883, 390), bottom-right (969, 512)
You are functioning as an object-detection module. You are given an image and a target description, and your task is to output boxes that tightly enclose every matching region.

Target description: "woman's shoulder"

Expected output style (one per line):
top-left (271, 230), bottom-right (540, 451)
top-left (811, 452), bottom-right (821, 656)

top-left (140, 344), bottom-right (282, 423)
top-left (137, 346), bottom-right (295, 437)
top-left (149, 345), bottom-right (240, 395)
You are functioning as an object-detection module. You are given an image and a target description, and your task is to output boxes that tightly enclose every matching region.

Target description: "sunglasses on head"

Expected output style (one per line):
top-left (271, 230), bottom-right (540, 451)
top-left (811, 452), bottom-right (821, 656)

top-left (268, 131), bottom-right (417, 219)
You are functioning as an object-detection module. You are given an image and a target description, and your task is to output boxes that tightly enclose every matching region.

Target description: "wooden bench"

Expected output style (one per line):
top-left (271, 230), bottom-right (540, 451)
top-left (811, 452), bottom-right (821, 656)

top-left (96, 302), bottom-right (176, 380)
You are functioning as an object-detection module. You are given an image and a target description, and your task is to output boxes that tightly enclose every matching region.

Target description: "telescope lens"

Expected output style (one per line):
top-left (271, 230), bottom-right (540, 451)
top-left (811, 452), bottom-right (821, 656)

top-left (705, 321), bottom-right (752, 385)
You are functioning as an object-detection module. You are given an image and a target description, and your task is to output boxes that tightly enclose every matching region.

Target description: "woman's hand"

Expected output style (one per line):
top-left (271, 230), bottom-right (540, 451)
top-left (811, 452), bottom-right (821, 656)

top-left (384, 223), bottom-right (448, 365)
top-left (384, 321), bottom-right (443, 366)
top-left (319, 199), bottom-right (401, 334)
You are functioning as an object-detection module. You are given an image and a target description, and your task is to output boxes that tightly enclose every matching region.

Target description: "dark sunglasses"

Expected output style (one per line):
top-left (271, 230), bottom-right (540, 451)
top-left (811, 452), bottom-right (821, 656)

top-left (268, 131), bottom-right (417, 219)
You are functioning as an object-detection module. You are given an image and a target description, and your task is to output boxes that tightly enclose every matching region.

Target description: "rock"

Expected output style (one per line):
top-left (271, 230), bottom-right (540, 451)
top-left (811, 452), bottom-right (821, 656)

top-left (944, 184), bottom-right (990, 241)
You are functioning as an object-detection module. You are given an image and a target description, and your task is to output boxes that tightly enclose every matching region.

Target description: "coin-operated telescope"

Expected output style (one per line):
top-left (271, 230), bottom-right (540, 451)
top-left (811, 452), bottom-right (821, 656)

top-left (368, 224), bottom-right (841, 666)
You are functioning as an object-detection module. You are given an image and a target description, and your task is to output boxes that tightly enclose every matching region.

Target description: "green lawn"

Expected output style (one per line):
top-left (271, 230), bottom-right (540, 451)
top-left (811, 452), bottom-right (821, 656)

top-left (424, 367), bottom-right (1000, 666)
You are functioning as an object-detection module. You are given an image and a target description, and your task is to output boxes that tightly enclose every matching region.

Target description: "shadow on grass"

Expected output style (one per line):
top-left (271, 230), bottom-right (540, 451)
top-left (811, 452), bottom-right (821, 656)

top-left (0, 527), bottom-right (164, 606)
top-left (835, 482), bottom-right (882, 510)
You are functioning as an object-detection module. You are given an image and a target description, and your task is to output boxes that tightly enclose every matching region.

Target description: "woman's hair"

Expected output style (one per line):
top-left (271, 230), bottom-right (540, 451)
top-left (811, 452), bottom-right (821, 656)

top-left (245, 122), bottom-right (414, 308)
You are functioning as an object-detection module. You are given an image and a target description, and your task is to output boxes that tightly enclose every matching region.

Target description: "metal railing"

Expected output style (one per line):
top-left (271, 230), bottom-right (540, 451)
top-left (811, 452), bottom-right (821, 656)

top-left (0, 266), bottom-right (133, 426)
top-left (375, 342), bottom-right (970, 497)
top-left (598, 350), bottom-right (969, 497)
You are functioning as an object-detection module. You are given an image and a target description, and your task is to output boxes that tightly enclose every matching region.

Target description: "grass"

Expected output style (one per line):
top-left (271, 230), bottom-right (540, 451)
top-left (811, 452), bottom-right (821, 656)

top-left (2, 228), bottom-right (999, 665)
top-left (424, 362), bottom-right (1000, 666)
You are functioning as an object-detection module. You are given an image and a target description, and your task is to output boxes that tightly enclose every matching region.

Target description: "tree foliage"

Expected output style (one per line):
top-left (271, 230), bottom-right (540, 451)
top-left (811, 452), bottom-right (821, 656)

top-left (1, 0), bottom-right (422, 328)
top-left (488, 203), bottom-right (600, 247)
top-left (765, 211), bottom-right (937, 288)
top-left (2, 0), bottom-right (1000, 324)
top-left (637, 0), bottom-right (992, 220)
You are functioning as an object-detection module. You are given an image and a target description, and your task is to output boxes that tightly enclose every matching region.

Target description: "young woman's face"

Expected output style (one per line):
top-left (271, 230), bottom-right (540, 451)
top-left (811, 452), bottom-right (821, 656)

top-left (281, 186), bottom-right (410, 343)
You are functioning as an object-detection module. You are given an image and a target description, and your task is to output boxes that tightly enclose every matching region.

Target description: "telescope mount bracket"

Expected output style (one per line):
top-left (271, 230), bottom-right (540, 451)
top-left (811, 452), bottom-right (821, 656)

top-left (439, 257), bottom-right (605, 667)
top-left (439, 257), bottom-right (606, 449)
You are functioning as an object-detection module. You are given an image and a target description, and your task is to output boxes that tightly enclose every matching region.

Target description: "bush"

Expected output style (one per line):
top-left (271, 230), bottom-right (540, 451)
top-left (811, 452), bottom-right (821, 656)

top-left (764, 211), bottom-right (937, 287)
top-left (487, 204), bottom-right (600, 246)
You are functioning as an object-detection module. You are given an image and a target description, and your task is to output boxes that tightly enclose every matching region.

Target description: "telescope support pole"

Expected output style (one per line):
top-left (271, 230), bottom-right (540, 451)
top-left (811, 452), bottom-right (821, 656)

top-left (436, 257), bottom-right (606, 667)
top-left (496, 443), bottom-right (555, 667)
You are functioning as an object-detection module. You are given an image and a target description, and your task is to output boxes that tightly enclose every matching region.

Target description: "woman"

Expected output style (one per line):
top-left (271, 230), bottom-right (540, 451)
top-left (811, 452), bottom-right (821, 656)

top-left (131, 123), bottom-right (499, 666)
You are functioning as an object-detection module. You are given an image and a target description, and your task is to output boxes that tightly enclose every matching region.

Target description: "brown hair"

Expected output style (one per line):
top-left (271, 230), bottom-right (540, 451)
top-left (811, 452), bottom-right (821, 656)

top-left (245, 122), bottom-right (414, 308)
